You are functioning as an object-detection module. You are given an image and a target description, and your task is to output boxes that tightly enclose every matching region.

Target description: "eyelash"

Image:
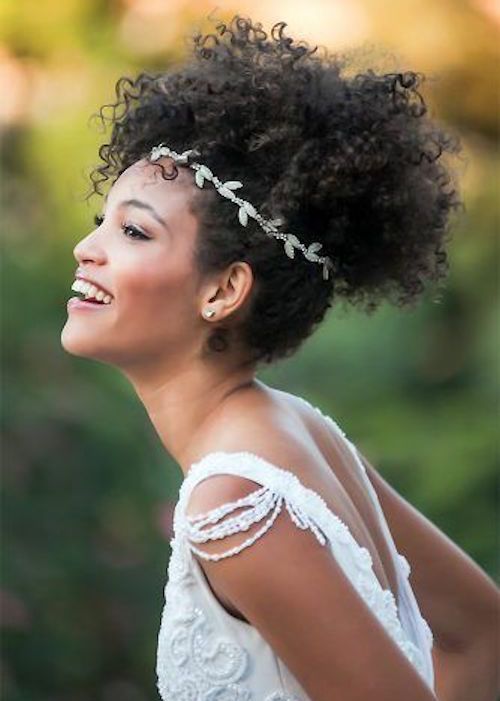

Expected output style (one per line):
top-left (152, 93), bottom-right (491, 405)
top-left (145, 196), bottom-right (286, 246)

top-left (93, 214), bottom-right (151, 240)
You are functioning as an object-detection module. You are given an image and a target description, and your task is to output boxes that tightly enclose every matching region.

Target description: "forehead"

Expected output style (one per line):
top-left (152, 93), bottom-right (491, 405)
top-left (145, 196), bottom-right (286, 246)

top-left (107, 157), bottom-right (194, 203)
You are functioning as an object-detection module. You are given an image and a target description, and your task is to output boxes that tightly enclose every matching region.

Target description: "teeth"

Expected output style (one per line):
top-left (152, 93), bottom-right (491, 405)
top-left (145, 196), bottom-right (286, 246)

top-left (71, 279), bottom-right (113, 304)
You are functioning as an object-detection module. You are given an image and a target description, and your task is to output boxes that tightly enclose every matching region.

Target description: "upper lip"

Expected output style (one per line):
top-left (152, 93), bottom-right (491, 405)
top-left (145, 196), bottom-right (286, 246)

top-left (75, 273), bottom-right (113, 297)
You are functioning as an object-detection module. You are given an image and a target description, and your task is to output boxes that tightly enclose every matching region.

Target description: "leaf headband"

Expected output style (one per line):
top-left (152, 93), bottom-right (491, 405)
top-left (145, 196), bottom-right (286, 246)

top-left (148, 143), bottom-right (335, 281)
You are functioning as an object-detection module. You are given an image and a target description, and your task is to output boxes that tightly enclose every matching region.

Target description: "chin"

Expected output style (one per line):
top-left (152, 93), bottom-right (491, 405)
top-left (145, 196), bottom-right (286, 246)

top-left (60, 322), bottom-right (138, 370)
top-left (60, 323), bottom-right (108, 362)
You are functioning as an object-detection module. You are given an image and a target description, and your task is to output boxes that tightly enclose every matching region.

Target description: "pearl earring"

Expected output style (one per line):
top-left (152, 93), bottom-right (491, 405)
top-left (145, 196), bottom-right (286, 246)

top-left (203, 308), bottom-right (215, 319)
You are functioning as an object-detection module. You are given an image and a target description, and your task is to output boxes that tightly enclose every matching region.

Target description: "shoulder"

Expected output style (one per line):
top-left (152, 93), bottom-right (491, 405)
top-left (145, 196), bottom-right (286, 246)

top-left (183, 458), bottom-right (335, 630)
top-left (184, 461), bottom-right (325, 562)
top-left (181, 392), bottom-right (341, 563)
top-left (188, 384), bottom-right (311, 462)
top-left (181, 458), bottom-right (434, 699)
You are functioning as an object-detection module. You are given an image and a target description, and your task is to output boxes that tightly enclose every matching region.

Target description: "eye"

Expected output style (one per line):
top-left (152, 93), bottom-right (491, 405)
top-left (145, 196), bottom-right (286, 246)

top-left (92, 213), bottom-right (150, 241)
top-left (121, 223), bottom-right (151, 241)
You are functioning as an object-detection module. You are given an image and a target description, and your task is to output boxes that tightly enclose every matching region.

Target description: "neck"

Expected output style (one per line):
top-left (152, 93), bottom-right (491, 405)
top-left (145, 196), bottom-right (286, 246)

top-left (122, 354), bottom-right (261, 477)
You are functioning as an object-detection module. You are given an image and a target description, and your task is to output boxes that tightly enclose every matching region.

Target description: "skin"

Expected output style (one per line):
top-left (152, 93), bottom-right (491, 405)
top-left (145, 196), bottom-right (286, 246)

top-left (61, 155), bottom-right (265, 475)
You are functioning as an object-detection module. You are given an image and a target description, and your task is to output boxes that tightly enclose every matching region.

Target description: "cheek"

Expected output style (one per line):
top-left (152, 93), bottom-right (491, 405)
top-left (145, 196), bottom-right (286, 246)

top-left (120, 262), bottom-right (197, 328)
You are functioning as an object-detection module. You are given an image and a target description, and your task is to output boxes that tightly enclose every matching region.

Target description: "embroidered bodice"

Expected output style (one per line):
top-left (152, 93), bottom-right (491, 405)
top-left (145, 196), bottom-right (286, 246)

top-left (156, 396), bottom-right (435, 700)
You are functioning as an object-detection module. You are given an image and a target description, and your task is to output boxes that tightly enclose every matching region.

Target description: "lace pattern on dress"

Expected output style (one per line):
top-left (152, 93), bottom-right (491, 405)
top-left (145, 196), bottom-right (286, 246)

top-left (156, 515), bottom-right (303, 700)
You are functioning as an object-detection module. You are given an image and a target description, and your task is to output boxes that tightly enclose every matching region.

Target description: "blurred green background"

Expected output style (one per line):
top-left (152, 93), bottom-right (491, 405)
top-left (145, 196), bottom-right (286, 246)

top-left (1, 1), bottom-right (498, 699)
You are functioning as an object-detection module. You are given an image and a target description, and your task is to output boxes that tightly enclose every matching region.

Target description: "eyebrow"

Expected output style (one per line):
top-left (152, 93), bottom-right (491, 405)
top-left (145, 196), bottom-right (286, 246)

top-left (104, 197), bottom-right (170, 233)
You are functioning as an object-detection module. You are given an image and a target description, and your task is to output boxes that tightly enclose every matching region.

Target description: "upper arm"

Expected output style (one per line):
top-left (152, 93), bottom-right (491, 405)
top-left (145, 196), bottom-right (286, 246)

top-left (355, 448), bottom-right (500, 652)
top-left (185, 475), bottom-right (438, 701)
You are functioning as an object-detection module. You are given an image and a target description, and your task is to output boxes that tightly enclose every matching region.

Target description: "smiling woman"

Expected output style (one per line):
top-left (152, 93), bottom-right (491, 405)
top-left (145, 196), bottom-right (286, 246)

top-left (59, 10), bottom-right (499, 701)
top-left (81, 11), bottom-right (465, 368)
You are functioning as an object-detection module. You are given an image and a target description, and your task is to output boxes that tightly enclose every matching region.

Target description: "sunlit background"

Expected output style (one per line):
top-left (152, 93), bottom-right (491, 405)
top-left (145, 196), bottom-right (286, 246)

top-left (1, 1), bottom-right (498, 699)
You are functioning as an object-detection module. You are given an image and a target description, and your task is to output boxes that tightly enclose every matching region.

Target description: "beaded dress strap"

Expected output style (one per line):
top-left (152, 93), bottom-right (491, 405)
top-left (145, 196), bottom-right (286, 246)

top-left (180, 458), bottom-right (329, 562)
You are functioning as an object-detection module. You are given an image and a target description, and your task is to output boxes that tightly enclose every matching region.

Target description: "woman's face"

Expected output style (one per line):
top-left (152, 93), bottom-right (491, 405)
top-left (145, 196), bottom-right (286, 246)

top-left (61, 157), bottom-right (206, 371)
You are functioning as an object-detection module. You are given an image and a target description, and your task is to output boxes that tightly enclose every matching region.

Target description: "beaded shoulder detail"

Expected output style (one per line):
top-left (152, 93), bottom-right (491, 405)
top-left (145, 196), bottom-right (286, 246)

top-left (182, 468), bottom-right (329, 562)
top-left (176, 448), bottom-right (431, 683)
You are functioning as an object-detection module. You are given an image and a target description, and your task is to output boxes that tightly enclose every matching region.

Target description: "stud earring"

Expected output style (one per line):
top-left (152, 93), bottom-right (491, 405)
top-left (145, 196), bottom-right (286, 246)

top-left (203, 308), bottom-right (215, 319)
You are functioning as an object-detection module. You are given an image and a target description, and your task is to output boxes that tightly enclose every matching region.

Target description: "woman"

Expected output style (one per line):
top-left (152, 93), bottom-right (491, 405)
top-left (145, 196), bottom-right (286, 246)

top-left (60, 14), bottom-right (499, 701)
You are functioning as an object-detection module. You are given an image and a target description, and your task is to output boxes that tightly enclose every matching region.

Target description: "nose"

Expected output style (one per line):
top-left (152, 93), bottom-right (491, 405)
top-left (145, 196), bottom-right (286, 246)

top-left (73, 229), bottom-right (106, 265)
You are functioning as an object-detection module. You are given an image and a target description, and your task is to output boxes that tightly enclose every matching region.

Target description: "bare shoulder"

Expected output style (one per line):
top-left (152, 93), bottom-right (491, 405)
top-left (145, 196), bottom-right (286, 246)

top-left (189, 383), bottom-right (320, 466)
top-left (185, 382), bottom-right (363, 538)
top-left (183, 457), bottom-right (438, 699)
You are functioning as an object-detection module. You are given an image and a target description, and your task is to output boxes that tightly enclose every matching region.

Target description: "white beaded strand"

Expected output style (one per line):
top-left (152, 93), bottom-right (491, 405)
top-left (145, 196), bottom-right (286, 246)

top-left (184, 484), bottom-right (329, 561)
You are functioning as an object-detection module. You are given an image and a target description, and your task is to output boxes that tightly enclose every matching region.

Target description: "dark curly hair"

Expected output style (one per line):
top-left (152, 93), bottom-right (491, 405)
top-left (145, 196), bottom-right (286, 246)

top-left (85, 12), bottom-right (464, 369)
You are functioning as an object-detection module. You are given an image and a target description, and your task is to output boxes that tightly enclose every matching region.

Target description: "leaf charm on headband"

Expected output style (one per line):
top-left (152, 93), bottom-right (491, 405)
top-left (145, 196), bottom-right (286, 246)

top-left (222, 181), bottom-right (243, 190)
top-left (243, 201), bottom-right (257, 217)
top-left (282, 235), bottom-right (296, 258)
top-left (304, 241), bottom-right (323, 262)
top-left (283, 234), bottom-right (302, 258)
top-left (176, 149), bottom-right (197, 164)
top-left (238, 206), bottom-right (248, 226)
top-left (194, 165), bottom-right (214, 188)
top-left (217, 186), bottom-right (237, 199)
top-left (288, 234), bottom-right (301, 247)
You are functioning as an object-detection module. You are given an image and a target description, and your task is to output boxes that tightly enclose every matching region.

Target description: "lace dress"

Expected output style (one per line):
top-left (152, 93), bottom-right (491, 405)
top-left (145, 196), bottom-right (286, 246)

top-left (156, 396), bottom-right (435, 700)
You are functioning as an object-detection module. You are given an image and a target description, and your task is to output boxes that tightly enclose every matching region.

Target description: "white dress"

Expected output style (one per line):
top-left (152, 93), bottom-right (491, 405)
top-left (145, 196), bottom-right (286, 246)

top-left (156, 396), bottom-right (435, 700)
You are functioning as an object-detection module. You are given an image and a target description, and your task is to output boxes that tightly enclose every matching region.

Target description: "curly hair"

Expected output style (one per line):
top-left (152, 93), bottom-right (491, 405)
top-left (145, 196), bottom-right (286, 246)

top-left (86, 13), bottom-right (464, 369)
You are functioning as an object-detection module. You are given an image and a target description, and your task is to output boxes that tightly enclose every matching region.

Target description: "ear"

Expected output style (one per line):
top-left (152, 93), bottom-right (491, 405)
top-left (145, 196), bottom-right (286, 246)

top-left (202, 261), bottom-right (255, 321)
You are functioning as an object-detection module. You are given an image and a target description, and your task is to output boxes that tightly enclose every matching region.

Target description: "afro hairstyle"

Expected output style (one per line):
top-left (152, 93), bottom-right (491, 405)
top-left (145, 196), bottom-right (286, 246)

top-left (86, 13), bottom-right (464, 368)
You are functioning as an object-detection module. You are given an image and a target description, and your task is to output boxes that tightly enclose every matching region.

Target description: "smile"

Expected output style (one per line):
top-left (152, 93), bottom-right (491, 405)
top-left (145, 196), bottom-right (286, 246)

top-left (71, 279), bottom-right (114, 304)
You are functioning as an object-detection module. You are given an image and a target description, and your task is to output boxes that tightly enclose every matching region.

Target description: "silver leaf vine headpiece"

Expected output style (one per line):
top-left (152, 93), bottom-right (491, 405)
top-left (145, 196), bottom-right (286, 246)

top-left (148, 143), bottom-right (335, 280)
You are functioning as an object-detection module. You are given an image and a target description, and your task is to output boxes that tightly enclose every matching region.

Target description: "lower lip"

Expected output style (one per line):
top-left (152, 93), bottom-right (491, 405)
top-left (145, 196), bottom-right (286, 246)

top-left (67, 296), bottom-right (112, 311)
